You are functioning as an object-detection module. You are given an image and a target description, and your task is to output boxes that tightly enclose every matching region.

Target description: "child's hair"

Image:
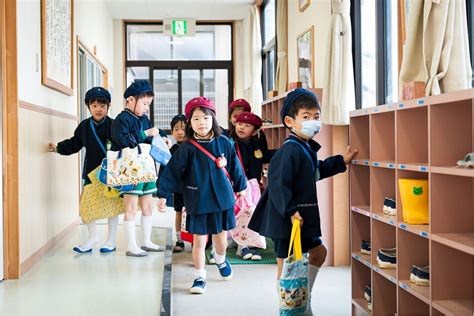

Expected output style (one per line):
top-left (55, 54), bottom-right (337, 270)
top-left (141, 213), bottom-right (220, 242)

top-left (286, 94), bottom-right (321, 119)
top-left (86, 96), bottom-right (110, 107)
top-left (130, 91), bottom-right (155, 102)
top-left (171, 114), bottom-right (187, 130)
top-left (185, 107), bottom-right (222, 139)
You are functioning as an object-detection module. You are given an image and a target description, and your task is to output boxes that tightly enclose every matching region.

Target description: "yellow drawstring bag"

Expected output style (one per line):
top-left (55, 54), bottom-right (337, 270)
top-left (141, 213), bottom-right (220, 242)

top-left (398, 179), bottom-right (429, 224)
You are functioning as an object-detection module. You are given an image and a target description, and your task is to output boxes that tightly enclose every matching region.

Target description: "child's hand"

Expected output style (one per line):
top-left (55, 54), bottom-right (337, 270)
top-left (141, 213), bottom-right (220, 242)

top-left (291, 211), bottom-right (303, 226)
top-left (157, 198), bottom-right (167, 212)
top-left (343, 146), bottom-right (358, 164)
top-left (145, 127), bottom-right (159, 137)
top-left (48, 143), bottom-right (57, 153)
top-left (236, 190), bottom-right (246, 198)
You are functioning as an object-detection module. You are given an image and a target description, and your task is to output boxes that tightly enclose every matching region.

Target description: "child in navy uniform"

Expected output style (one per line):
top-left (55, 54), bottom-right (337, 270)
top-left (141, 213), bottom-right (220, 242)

top-left (157, 97), bottom-right (247, 294)
top-left (49, 87), bottom-right (119, 253)
top-left (230, 112), bottom-right (274, 260)
top-left (169, 114), bottom-right (187, 252)
top-left (248, 88), bottom-right (358, 314)
top-left (111, 80), bottom-right (163, 257)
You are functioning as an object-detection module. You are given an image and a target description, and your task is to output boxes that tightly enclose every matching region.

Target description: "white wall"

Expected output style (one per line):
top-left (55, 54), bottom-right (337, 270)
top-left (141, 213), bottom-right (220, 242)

top-left (16, 0), bottom-right (115, 266)
top-left (288, 0), bottom-right (331, 89)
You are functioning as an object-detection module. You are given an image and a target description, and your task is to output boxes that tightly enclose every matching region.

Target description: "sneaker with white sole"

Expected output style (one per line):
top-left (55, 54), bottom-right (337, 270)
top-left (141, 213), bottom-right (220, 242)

top-left (190, 277), bottom-right (206, 294)
top-left (376, 248), bottom-right (396, 269)
top-left (410, 265), bottom-right (429, 286)
top-left (216, 259), bottom-right (233, 280)
top-left (457, 153), bottom-right (474, 168)
top-left (361, 240), bottom-right (371, 255)
top-left (237, 247), bottom-right (253, 260)
top-left (383, 197), bottom-right (396, 215)
top-left (250, 248), bottom-right (262, 261)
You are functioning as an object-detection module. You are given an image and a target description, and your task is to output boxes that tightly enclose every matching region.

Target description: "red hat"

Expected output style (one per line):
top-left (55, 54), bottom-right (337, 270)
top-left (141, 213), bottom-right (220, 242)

top-left (235, 112), bottom-right (262, 129)
top-left (229, 99), bottom-right (251, 113)
top-left (185, 97), bottom-right (216, 118)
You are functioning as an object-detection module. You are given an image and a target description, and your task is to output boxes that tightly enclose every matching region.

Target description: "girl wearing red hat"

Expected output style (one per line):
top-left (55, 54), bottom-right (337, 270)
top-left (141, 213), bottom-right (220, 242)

top-left (157, 97), bottom-right (247, 294)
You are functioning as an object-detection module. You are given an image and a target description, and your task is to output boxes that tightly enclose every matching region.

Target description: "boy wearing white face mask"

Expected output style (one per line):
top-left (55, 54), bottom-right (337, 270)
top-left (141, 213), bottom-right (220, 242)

top-left (249, 88), bottom-right (357, 314)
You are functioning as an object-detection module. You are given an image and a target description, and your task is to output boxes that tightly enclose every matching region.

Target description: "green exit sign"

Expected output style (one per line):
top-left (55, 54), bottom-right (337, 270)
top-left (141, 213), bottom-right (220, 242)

top-left (172, 20), bottom-right (187, 36)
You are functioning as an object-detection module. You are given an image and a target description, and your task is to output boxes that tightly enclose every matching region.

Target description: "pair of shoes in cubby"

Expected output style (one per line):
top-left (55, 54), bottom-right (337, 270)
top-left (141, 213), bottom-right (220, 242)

top-left (410, 265), bottom-right (430, 286)
top-left (364, 286), bottom-right (372, 311)
top-left (361, 240), bottom-right (371, 254)
top-left (376, 247), bottom-right (396, 269)
top-left (457, 152), bottom-right (474, 168)
top-left (262, 119), bottom-right (273, 126)
top-left (383, 197), bottom-right (396, 216)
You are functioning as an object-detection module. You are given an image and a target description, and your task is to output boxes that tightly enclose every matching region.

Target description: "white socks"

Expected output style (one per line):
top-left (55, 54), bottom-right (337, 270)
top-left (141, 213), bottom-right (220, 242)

top-left (78, 221), bottom-right (99, 251)
top-left (213, 251), bottom-right (226, 265)
top-left (123, 220), bottom-right (143, 254)
top-left (101, 216), bottom-right (118, 250)
top-left (306, 264), bottom-right (320, 315)
top-left (141, 215), bottom-right (160, 251)
top-left (194, 269), bottom-right (207, 280)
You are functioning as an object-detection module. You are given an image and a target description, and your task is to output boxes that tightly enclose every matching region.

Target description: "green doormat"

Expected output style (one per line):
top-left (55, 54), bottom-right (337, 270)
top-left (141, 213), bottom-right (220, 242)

top-left (205, 238), bottom-right (276, 265)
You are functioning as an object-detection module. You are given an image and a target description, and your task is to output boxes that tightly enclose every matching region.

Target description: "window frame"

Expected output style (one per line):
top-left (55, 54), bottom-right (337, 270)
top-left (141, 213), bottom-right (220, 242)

top-left (260, 0), bottom-right (277, 99)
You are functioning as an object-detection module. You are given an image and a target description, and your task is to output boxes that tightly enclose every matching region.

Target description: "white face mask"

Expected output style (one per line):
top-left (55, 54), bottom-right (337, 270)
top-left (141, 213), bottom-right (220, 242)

top-left (292, 120), bottom-right (322, 138)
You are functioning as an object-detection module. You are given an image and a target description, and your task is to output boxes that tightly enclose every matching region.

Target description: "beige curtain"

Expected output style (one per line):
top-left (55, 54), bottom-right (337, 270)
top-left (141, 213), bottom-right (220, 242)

top-left (322, 0), bottom-right (355, 125)
top-left (275, 0), bottom-right (288, 95)
top-left (400, 0), bottom-right (472, 96)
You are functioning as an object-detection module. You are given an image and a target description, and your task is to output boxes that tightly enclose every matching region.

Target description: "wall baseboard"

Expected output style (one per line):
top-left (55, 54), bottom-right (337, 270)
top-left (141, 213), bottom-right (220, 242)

top-left (20, 219), bottom-right (80, 276)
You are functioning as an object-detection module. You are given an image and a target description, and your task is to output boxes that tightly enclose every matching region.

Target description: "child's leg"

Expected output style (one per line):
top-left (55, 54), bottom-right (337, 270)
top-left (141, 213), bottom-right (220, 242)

top-left (276, 258), bottom-right (284, 280)
top-left (175, 211), bottom-right (182, 240)
top-left (212, 231), bottom-right (228, 263)
top-left (306, 244), bottom-right (328, 314)
top-left (123, 194), bottom-right (146, 256)
top-left (74, 221), bottom-right (99, 252)
top-left (192, 234), bottom-right (208, 277)
top-left (100, 216), bottom-right (119, 252)
top-left (140, 194), bottom-right (161, 251)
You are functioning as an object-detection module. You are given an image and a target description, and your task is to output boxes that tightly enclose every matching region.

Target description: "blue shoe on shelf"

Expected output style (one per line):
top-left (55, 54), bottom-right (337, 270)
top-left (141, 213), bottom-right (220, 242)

top-left (216, 259), bottom-right (233, 280)
top-left (189, 277), bottom-right (206, 294)
top-left (73, 246), bottom-right (92, 254)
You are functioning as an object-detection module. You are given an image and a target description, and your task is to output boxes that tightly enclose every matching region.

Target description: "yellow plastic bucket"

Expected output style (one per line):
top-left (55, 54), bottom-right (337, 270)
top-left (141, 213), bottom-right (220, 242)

top-left (398, 179), bottom-right (429, 224)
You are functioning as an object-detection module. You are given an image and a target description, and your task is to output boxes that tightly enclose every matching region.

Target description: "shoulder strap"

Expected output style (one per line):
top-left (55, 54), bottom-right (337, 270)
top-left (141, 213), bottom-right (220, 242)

top-left (89, 119), bottom-right (107, 155)
top-left (188, 139), bottom-right (231, 180)
top-left (234, 143), bottom-right (247, 178)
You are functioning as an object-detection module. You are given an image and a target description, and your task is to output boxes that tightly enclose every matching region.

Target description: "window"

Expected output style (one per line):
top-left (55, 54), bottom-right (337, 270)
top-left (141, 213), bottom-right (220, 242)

top-left (260, 0), bottom-right (276, 99)
top-left (125, 22), bottom-right (233, 130)
top-left (352, 0), bottom-right (400, 109)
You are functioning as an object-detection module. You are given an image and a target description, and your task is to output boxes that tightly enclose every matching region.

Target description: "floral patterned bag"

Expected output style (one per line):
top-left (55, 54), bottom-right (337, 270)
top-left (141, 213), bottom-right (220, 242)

top-left (106, 144), bottom-right (157, 187)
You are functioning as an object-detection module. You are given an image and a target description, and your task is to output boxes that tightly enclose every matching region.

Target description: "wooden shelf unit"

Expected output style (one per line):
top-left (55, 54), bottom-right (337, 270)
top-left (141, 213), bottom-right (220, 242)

top-left (349, 89), bottom-right (474, 315)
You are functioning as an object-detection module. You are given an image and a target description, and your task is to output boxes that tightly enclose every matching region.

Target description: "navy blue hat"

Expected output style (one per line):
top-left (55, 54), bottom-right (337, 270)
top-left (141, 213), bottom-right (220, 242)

top-left (171, 114), bottom-right (187, 128)
top-left (280, 88), bottom-right (318, 122)
top-left (123, 80), bottom-right (154, 99)
top-left (84, 87), bottom-right (111, 105)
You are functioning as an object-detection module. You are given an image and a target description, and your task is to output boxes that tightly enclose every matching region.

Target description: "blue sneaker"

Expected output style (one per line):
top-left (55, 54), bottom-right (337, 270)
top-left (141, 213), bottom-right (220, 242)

top-left (190, 277), bottom-right (206, 294)
top-left (237, 247), bottom-right (253, 260)
top-left (73, 246), bottom-right (92, 254)
top-left (217, 259), bottom-right (233, 280)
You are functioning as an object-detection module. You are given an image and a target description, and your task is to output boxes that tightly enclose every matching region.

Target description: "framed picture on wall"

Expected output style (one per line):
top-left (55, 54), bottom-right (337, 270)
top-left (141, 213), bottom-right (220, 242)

top-left (41, 0), bottom-right (74, 95)
top-left (297, 26), bottom-right (314, 89)
top-left (299, 0), bottom-right (311, 12)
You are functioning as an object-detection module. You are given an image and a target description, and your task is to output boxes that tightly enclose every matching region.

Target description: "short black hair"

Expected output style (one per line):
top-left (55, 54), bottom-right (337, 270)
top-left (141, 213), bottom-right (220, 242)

top-left (86, 96), bottom-right (110, 107)
top-left (185, 107), bottom-right (222, 139)
top-left (286, 94), bottom-right (321, 119)
top-left (171, 114), bottom-right (187, 130)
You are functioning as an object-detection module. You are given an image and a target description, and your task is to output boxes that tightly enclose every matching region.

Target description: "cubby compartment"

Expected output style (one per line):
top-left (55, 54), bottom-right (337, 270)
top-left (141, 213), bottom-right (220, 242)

top-left (351, 211), bottom-right (371, 265)
top-left (264, 128), bottom-right (274, 150)
top-left (396, 169), bottom-right (429, 236)
top-left (350, 165), bottom-right (371, 214)
top-left (398, 286), bottom-right (430, 316)
top-left (271, 100), bottom-right (279, 125)
top-left (372, 220), bottom-right (397, 282)
top-left (371, 167), bottom-right (396, 224)
top-left (397, 107), bottom-right (428, 166)
top-left (398, 229), bottom-right (430, 304)
top-left (372, 272), bottom-right (397, 315)
top-left (431, 241), bottom-right (474, 316)
top-left (350, 115), bottom-right (370, 161)
top-left (352, 258), bottom-right (372, 315)
top-left (431, 173), bottom-right (474, 255)
top-left (430, 96), bottom-right (473, 170)
top-left (370, 112), bottom-right (395, 163)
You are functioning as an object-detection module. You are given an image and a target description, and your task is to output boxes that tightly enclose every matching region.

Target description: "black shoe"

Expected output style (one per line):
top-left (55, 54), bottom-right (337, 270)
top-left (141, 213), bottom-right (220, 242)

top-left (361, 240), bottom-right (371, 254)
top-left (173, 240), bottom-right (185, 252)
top-left (376, 248), bottom-right (396, 269)
top-left (383, 197), bottom-right (396, 215)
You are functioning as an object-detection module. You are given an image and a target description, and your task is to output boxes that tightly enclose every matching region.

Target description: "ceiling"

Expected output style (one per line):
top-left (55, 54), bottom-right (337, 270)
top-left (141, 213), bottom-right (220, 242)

top-left (103, 0), bottom-right (255, 20)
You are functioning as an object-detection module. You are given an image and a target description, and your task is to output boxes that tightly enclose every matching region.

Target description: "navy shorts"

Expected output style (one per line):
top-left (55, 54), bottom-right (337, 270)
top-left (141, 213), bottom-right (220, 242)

top-left (273, 236), bottom-right (323, 258)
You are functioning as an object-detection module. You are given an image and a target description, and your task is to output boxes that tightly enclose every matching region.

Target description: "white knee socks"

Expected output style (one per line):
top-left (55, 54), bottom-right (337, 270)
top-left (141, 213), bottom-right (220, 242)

top-left (213, 251), bottom-right (226, 265)
top-left (141, 215), bottom-right (160, 250)
top-left (101, 216), bottom-right (118, 251)
top-left (123, 220), bottom-right (143, 254)
top-left (77, 221), bottom-right (99, 251)
top-left (306, 264), bottom-right (320, 315)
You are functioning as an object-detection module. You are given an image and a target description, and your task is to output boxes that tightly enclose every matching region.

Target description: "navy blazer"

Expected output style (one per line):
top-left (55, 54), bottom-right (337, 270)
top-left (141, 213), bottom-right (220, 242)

top-left (233, 132), bottom-right (275, 181)
top-left (157, 135), bottom-right (247, 215)
top-left (248, 134), bottom-right (347, 239)
top-left (57, 117), bottom-right (113, 180)
top-left (110, 109), bottom-right (153, 150)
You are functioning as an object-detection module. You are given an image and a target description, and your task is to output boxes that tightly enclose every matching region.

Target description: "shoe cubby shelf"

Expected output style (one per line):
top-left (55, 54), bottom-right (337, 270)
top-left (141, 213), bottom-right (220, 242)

top-left (350, 89), bottom-right (474, 315)
top-left (261, 88), bottom-right (322, 150)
